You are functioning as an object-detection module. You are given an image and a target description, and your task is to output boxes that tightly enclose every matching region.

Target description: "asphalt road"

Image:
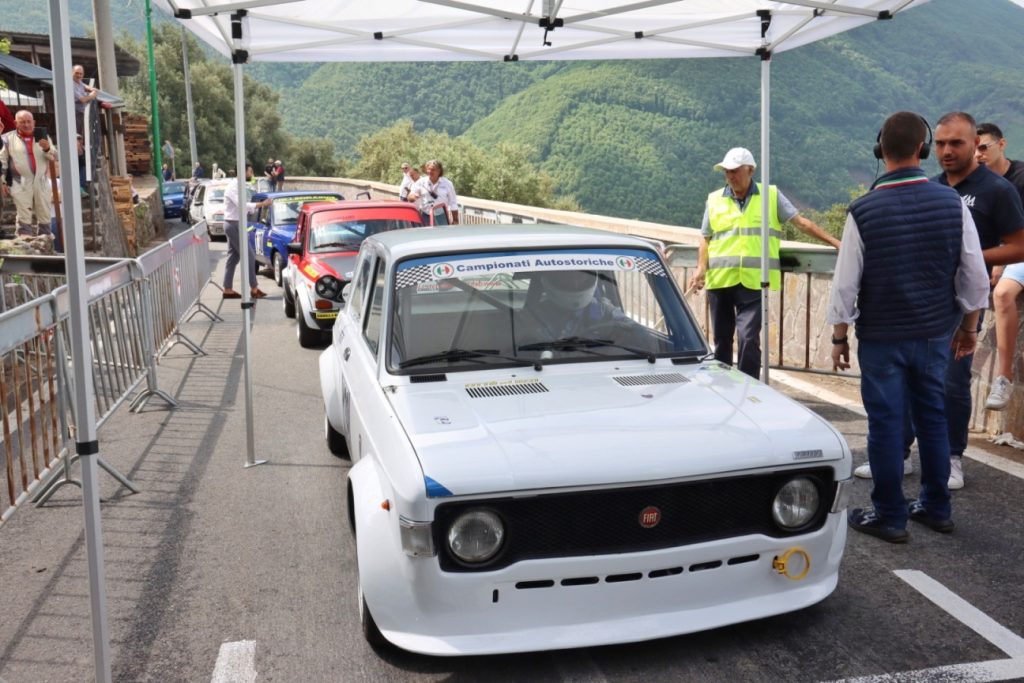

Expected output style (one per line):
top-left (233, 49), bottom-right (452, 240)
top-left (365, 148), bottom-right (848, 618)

top-left (1, 239), bottom-right (1023, 682)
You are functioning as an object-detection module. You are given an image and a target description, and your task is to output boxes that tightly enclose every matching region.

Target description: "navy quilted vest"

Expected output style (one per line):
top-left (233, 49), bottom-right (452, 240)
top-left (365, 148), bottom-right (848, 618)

top-left (851, 167), bottom-right (964, 342)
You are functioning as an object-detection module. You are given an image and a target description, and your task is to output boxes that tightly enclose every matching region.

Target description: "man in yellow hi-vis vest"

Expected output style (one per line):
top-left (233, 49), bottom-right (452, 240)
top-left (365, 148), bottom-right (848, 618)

top-left (688, 147), bottom-right (840, 379)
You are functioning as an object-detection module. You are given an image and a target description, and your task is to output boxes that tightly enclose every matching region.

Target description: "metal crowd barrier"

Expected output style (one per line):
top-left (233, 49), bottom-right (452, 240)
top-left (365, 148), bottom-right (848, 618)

top-left (0, 223), bottom-right (215, 525)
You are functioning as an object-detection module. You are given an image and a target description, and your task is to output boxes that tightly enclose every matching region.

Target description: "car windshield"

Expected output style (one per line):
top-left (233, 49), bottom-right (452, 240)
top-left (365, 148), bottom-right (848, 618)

top-left (310, 215), bottom-right (418, 253)
top-left (163, 181), bottom-right (187, 194)
top-left (271, 196), bottom-right (342, 226)
top-left (208, 188), bottom-right (226, 202)
top-left (388, 247), bottom-right (706, 373)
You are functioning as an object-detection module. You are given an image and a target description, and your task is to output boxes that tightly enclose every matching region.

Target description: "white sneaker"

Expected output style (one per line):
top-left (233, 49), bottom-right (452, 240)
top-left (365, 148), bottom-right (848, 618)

top-left (986, 376), bottom-right (1013, 410)
top-left (949, 456), bottom-right (964, 490)
top-left (853, 458), bottom-right (914, 479)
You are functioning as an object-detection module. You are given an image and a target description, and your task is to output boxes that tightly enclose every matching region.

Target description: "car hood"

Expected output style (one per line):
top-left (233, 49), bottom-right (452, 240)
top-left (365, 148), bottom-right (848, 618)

top-left (309, 251), bottom-right (359, 280)
top-left (387, 362), bottom-right (847, 498)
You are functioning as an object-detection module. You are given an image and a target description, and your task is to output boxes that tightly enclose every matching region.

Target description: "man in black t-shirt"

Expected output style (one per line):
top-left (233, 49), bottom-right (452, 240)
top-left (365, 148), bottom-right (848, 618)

top-left (932, 112), bottom-right (1024, 489)
top-left (979, 122), bottom-right (1024, 414)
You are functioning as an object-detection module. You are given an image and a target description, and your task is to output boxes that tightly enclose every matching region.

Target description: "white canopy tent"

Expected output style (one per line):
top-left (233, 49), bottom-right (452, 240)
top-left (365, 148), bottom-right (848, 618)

top-left (45, 1), bottom-right (931, 680)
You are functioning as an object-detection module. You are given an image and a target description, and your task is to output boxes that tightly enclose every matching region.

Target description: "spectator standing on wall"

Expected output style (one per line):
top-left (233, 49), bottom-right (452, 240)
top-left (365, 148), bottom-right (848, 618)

top-left (192, 161), bottom-right (205, 179)
top-left (162, 163), bottom-right (172, 182)
top-left (273, 160), bottom-right (285, 191)
top-left (162, 140), bottom-right (175, 179)
top-left (264, 158), bottom-right (276, 191)
top-left (0, 110), bottom-right (57, 237)
top-left (686, 147), bottom-right (840, 379)
top-left (212, 163), bottom-right (226, 180)
top-left (829, 111), bottom-right (989, 543)
top-left (977, 122), bottom-right (1024, 411)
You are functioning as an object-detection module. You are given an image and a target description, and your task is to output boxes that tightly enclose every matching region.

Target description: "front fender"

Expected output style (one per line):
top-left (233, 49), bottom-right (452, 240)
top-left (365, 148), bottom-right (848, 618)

top-left (349, 457), bottom-right (407, 641)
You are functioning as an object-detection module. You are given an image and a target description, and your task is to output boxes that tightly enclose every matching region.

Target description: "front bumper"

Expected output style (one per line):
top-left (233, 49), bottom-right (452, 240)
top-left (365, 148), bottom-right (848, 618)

top-left (363, 512), bottom-right (847, 655)
top-left (208, 221), bottom-right (225, 236)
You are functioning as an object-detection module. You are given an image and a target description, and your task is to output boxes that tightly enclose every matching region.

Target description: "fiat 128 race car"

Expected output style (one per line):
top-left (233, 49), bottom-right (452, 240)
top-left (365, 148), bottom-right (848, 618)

top-left (319, 224), bottom-right (853, 656)
top-left (283, 200), bottom-right (422, 347)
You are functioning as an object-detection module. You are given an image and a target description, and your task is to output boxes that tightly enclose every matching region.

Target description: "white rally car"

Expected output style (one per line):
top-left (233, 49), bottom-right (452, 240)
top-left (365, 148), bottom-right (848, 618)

top-left (320, 225), bottom-right (852, 656)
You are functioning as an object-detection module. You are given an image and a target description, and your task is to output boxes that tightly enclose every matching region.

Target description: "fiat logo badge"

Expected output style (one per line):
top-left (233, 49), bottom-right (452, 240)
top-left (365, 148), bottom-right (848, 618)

top-left (639, 506), bottom-right (661, 528)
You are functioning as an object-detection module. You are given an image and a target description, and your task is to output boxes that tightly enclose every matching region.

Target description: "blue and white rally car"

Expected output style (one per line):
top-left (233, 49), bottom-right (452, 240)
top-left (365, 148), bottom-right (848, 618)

top-left (249, 190), bottom-right (344, 285)
top-left (319, 224), bottom-right (853, 656)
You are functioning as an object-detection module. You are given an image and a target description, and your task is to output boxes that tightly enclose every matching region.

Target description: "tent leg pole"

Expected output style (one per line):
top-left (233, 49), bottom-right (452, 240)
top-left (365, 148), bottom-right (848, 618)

top-left (760, 51), bottom-right (771, 386)
top-left (47, 0), bottom-right (113, 680)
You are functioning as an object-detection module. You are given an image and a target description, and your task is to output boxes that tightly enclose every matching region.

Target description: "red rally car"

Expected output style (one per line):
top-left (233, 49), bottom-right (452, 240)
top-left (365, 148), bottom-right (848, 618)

top-left (282, 201), bottom-right (424, 347)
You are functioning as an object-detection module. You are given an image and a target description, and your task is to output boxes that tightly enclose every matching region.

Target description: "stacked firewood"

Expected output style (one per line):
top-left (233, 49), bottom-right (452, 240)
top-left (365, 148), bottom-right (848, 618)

top-left (109, 176), bottom-right (137, 253)
top-left (124, 114), bottom-right (153, 176)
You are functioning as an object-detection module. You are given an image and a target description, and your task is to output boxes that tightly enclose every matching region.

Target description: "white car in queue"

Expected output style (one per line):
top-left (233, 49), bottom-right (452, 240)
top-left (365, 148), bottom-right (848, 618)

top-left (319, 224), bottom-right (852, 656)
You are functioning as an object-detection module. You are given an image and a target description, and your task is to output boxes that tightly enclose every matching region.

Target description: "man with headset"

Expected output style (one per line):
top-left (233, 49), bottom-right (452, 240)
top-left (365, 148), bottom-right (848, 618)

top-left (829, 111), bottom-right (989, 542)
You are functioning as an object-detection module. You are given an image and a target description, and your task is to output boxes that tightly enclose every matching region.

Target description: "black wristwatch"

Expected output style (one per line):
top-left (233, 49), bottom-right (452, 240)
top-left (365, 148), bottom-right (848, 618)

top-left (831, 336), bottom-right (848, 345)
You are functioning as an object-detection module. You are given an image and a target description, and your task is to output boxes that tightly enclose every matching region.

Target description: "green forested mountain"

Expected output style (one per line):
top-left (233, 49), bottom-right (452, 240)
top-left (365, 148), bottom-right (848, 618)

top-left (6, 0), bottom-right (1024, 227)
top-left (272, 0), bottom-right (1024, 226)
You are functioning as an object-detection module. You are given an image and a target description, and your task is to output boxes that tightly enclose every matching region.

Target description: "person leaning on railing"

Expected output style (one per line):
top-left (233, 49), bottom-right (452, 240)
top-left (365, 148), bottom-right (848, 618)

top-left (686, 146), bottom-right (840, 380)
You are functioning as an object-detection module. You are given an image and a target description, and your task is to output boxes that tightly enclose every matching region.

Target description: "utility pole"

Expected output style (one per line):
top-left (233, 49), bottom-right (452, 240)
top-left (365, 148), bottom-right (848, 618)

top-left (145, 0), bottom-right (163, 181)
top-left (181, 27), bottom-right (198, 171)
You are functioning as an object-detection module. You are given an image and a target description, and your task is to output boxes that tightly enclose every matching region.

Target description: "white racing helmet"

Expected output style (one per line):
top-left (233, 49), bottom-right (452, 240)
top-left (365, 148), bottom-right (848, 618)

top-left (541, 270), bottom-right (599, 311)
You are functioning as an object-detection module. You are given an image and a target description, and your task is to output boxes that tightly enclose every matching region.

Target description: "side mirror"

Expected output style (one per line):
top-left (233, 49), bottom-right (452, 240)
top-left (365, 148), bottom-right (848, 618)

top-left (287, 242), bottom-right (302, 255)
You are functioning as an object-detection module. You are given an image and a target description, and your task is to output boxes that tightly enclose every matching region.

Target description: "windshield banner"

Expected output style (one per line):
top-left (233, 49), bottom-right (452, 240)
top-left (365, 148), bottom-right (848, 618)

top-left (396, 248), bottom-right (665, 289)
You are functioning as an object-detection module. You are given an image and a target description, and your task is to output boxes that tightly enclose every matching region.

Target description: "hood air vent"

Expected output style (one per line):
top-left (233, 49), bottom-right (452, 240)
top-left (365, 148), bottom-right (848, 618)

top-left (466, 381), bottom-right (548, 399)
top-left (613, 373), bottom-right (689, 387)
top-left (410, 373), bottom-right (447, 383)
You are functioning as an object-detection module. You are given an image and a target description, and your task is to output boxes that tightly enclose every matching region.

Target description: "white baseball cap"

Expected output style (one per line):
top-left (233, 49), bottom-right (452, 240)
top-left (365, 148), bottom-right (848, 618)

top-left (714, 147), bottom-right (757, 171)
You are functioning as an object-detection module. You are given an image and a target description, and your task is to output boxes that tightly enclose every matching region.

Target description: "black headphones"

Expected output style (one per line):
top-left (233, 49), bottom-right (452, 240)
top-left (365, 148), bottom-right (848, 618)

top-left (874, 114), bottom-right (932, 160)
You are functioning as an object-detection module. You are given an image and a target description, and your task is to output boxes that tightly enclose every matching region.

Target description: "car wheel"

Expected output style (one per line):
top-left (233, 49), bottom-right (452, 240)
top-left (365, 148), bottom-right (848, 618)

top-left (325, 414), bottom-right (349, 459)
top-left (282, 286), bottom-right (296, 318)
top-left (357, 573), bottom-right (387, 649)
top-left (273, 253), bottom-right (284, 286)
top-left (297, 310), bottom-right (324, 348)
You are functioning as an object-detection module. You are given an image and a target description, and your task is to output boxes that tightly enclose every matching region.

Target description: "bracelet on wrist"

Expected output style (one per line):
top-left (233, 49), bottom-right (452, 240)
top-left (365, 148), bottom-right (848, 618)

top-left (831, 336), bottom-right (848, 345)
top-left (959, 327), bottom-right (977, 334)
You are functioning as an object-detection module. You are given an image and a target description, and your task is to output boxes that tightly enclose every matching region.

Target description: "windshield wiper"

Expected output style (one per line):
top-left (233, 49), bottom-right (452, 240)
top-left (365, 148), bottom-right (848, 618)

top-left (315, 241), bottom-right (361, 250)
top-left (399, 347), bottom-right (541, 371)
top-left (519, 336), bottom-right (655, 363)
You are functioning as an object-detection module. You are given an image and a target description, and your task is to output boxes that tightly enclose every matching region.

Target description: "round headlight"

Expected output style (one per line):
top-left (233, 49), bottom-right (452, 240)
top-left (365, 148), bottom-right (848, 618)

top-left (315, 275), bottom-right (342, 300)
top-left (771, 477), bottom-right (821, 530)
top-left (447, 509), bottom-right (504, 564)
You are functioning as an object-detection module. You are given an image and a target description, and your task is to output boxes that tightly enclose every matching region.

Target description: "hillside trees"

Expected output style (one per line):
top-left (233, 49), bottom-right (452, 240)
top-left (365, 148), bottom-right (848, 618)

top-left (118, 24), bottom-right (342, 178)
top-left (351, 121), bottom-right (578, 210)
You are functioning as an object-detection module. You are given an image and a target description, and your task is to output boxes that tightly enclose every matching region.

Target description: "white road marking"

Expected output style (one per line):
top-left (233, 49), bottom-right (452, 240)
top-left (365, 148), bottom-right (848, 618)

top-left (770, 370), bottom-right (867, 417)
top-left (894, 571), bottom-right (1024, 658)
top-left (211, 640), bottom-right (257, 683)
top-left (822, 571), bottom-right (1024, 682)
top-left (963, 445), bottom-right (1024, 481)
top-left (826, 658), bottom-right (1024, 682)
top-left (772, 370), bottom-right (1024, 482)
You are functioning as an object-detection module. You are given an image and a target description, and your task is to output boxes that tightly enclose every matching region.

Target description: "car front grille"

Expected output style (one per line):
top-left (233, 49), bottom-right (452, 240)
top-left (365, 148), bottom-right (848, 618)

top-left (433, 467), bottom-right (835, 573)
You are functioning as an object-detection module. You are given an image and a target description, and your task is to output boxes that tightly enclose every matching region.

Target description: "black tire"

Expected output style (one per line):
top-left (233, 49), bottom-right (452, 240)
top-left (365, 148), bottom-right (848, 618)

top-left (325, 414), bottom-right (349, 459)
top-left (358, 574), bottom-right (388, 649)
top-left (283, 286), bottom-right (296, 318)
top-left (297, 311), bottom-right (325, 348)
top-left (273, 252), bottom-right (284, 286)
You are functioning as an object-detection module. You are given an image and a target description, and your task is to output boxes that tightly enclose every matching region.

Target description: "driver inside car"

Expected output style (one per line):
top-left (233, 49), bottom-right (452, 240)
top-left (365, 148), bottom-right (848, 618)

top-left (520, 270), bottom-right (643, 347)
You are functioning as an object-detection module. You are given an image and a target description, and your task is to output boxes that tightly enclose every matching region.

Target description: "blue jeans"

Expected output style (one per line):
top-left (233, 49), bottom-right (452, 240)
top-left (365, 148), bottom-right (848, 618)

top-left (859, 335), bottom-right (952, 527)
top-left (904, 313), bottom-right (982, 458)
